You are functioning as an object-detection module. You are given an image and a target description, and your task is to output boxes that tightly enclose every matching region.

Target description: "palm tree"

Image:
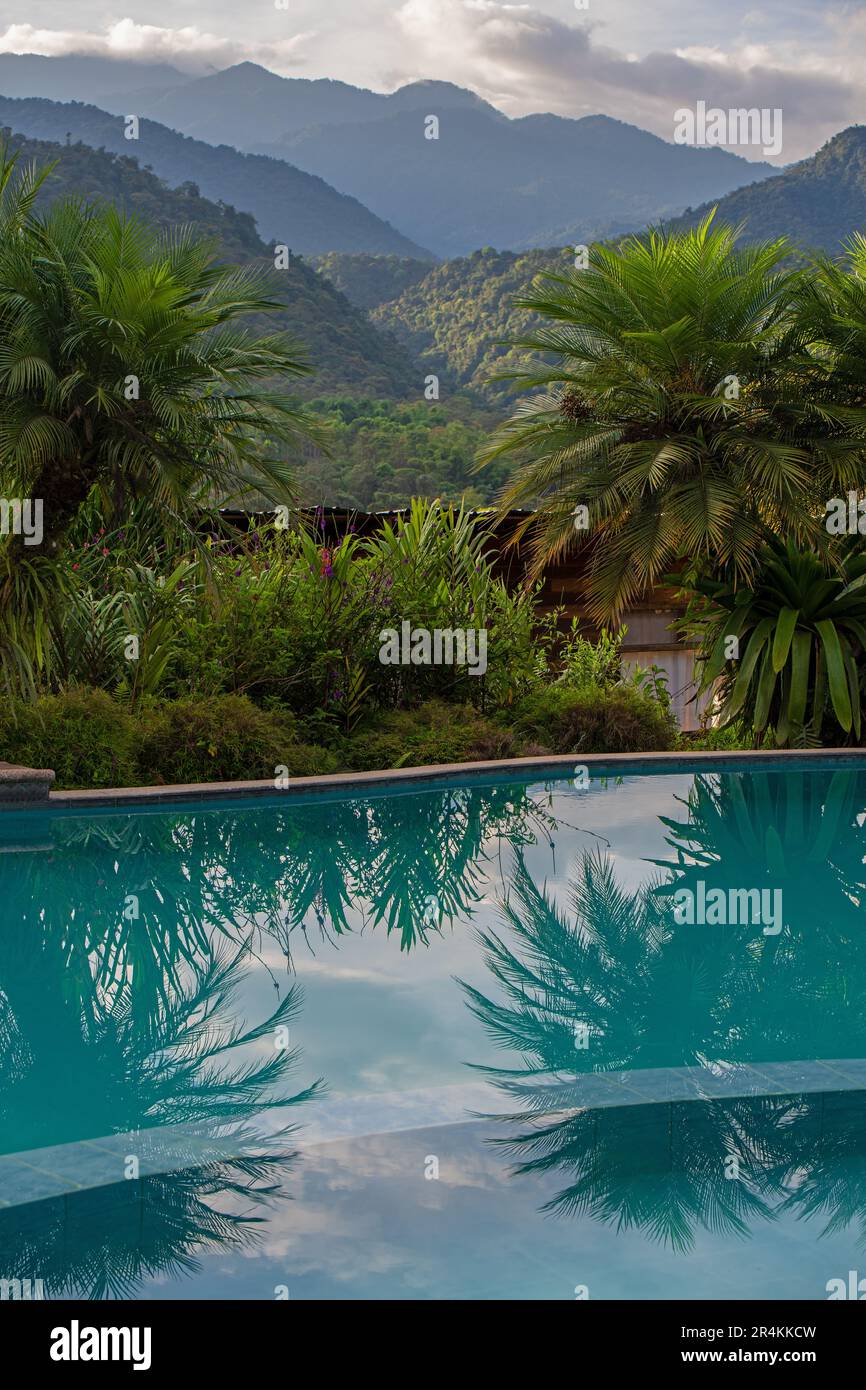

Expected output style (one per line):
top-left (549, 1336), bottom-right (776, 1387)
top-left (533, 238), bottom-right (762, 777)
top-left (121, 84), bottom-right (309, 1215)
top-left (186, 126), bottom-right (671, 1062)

top-left (479, 215), bottom-right (866, 620)
top-left (0, 148), bottom-right (324, 689)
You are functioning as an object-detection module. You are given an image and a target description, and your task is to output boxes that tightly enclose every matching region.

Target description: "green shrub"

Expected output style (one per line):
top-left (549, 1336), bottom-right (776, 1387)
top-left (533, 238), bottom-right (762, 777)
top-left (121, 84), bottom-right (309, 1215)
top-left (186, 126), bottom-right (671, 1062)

top-left (678, 723), bottom-right (751, 752)
top-left (0, 688), bottom-right (137, 788)
top-left (556, 622), bottom-right (627, 690)
top-left (339, 699), bottom-right (522, 771)
top-left (508, 683), bottom-right (677, 754)
top-left (136, 695), bottom-right (338, 784)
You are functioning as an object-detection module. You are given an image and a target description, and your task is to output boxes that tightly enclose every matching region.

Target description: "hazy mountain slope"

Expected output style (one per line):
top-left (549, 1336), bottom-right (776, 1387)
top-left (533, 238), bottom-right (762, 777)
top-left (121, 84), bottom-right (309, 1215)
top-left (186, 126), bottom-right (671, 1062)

top-left (0, 53), bottom-right (188, 104)
top-left (0, 94), bottom-right (431, 258)
top-left (0, 127), bottom-right (419, 399)
top-left (262, 107), bottom-right (775, 257)
top-left (77, 61), bottom-right (499, 147)
top-left (0, 57), bottom-right (776, 259)
top-left (106, 64), bottom-right (495, 147)
top-left (310, 253), bottom-right (433, 311)
top-left (671, 127), bottom-right (866, 253)
top-left (0, 128), bottom-right (263, 259)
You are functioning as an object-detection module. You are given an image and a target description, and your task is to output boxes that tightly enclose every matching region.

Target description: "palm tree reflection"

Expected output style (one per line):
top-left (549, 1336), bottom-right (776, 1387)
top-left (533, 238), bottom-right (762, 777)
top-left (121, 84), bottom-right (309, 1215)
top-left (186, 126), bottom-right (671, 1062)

top-left (0, 926), bottom-right (321, 1297)
top-left (0, 778), bottom-right (557, 1295)
top-left (464, 766), bottom-right (866, 1250)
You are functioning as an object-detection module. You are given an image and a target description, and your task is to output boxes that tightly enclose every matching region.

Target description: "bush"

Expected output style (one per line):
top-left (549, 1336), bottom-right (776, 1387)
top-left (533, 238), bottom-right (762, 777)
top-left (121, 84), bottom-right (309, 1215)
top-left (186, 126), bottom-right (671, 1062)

top-left (0, 688), bottom-right (138, 788)
top-left (508, 683), bottom-right (678, 754)
top-left (678, 722), bottom-right (751, 752)
top-left (136, 695), bottom-right (339, 784)
top-left (0, 681), bottom-right (676, 792)
top-left (339, 699), bottom-right (522, 771)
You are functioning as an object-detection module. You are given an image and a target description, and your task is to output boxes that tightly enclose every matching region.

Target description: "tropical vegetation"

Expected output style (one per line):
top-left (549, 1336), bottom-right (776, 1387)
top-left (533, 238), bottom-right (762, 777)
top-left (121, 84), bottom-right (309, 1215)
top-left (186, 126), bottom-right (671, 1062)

top-left (479, 214), bottom-right (866, 746)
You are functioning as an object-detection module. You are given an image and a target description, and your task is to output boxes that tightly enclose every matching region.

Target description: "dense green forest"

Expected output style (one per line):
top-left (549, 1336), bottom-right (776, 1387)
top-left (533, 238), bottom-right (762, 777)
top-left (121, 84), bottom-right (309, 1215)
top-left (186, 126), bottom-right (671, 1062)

top-left (370, 245), bottom-right (566, 400)
top-left (310, 252), bottom-right (433, 311)
top-left (287, 397), bottom-right (505, 510)
top-left (1, 129), bottom-right (420, 401)
top-left (671, 127), bottom-right (866, 252)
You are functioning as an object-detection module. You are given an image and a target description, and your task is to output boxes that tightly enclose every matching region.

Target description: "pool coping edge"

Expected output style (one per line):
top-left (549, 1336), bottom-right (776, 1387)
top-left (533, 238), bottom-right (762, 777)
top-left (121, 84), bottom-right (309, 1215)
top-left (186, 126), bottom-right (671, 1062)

top-left (23, 745), bottom-right (866, 809)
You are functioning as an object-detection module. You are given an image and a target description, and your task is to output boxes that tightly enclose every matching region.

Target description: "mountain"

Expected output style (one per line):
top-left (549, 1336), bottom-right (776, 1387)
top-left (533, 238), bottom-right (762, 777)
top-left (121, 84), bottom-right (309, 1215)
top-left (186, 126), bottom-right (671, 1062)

top-left (672, 127), bottom-right (866, 253)
top-left (0, 127), bottom-right (420, 400)
top-left (262, 106), bottom-right (776, 258)
top-left (0, 56), bottom-right (776, 258)
top-left (370, 245), bottom-right (569, 401)
top-left (0, 54), bottom-right (188, 105)
top-left (0, 94), bottom-right (432, 258)
top-left (310, 253), bottom-right (433, 311)
top-left (59, 60), bottom-right (499, 150)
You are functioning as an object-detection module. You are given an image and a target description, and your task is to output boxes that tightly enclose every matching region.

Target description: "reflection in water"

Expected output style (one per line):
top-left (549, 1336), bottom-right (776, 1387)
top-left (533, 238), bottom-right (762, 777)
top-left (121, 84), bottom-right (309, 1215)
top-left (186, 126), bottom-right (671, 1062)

top-left (2, 782), bottom-right (557, 964)
top-left (3, 767), bottom-right (866, 1294)
top-left (0, 870), bottom-right (322, 1295)
top-left (0, 1152), bottom-right (299, 1300)
top-left (464, 769), bottom-right (866, 1252)
top-left (0, 780), bottom-right (555, 1298)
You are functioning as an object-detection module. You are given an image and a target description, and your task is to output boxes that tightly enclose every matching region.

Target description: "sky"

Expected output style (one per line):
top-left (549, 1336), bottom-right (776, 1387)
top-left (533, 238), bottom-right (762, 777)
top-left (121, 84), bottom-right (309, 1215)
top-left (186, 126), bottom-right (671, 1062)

top-left (0, 1), bottom-right (864, 161)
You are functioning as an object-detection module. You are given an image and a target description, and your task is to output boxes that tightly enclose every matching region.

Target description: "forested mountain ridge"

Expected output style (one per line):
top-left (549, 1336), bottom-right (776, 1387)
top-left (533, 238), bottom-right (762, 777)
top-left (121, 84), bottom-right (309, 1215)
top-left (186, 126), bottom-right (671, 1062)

top-left (369, 246), bottom-right (567, 399)
top-left (310, 253), bottom-right (433, 312)
top-left (0, 93), bottom-right (432, 258)
top-left (0, 128), bottom-right (421, 400)
top-left (671, 127), bottom-right (866, 252)
top-left (263, 107), bottom-right (775, 257)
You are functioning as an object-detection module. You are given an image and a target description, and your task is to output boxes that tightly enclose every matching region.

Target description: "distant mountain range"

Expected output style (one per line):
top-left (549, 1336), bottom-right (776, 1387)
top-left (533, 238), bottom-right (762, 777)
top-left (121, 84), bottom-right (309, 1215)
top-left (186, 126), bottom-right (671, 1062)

top-left (0, 128), bottom-right (420, 400)
top-left (0, 93), bottom-right (431, 259)
top-left (673, 127), bottom-right (866, 253)
top-left (0, 55), bottom-right (777, 258)
top-left (323, 123), bottom-right (866, 397)
top-left (265, 107), bottom-right (776, 258)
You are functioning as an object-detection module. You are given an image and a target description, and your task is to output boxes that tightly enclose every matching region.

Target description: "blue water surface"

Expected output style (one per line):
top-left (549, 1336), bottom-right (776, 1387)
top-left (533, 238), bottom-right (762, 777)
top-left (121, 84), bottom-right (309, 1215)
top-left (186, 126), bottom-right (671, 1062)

top-left (2, 761), bottom-right (866, 1300)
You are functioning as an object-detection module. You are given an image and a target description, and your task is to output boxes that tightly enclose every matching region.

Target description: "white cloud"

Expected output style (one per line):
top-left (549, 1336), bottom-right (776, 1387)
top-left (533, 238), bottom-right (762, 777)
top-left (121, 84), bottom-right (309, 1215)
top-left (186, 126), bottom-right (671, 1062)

top-left (390, 0), bottom-right (861, 160)
top-left (0, 19), bottom-right (314, 74)
top-left (0, 4), bottom-right (864, 160)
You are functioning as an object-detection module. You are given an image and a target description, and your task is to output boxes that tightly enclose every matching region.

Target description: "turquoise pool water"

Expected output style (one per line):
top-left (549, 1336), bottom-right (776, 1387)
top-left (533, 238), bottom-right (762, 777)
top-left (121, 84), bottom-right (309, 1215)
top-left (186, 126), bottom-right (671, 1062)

top-left (2, 761), bottom-right (866, 1300)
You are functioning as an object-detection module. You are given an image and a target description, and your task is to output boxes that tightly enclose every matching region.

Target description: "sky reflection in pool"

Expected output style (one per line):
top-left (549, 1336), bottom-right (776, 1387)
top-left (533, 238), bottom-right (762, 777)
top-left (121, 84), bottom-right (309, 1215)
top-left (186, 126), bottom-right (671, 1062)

top-left (2, 763), bottom-right (866, 1298)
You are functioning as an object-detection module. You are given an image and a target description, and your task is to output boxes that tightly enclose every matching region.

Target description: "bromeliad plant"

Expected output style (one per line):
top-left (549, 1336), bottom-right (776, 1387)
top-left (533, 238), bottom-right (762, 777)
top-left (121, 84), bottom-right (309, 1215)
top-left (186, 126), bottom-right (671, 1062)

top-left (682, 537), bottom-right (866, 745)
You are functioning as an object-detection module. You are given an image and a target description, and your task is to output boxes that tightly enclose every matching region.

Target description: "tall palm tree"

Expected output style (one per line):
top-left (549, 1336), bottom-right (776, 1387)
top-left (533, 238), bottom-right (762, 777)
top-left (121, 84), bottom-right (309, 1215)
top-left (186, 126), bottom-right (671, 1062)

top-left (0, 148), bottom-right (324, 689)
top-left (479, 215), bottom-right (865, 620)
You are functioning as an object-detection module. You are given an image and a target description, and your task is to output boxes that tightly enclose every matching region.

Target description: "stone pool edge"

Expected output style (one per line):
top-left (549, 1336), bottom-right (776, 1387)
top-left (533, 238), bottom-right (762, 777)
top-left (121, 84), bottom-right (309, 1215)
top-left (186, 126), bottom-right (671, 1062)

top-left (8, 745), bottom-right (866, 810)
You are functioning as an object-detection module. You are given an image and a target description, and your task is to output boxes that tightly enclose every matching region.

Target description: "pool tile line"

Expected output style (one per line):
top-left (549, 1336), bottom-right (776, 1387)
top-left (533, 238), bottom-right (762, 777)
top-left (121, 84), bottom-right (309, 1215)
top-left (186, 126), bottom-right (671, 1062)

top-left (2, 1058), bottom-right (866, 1211)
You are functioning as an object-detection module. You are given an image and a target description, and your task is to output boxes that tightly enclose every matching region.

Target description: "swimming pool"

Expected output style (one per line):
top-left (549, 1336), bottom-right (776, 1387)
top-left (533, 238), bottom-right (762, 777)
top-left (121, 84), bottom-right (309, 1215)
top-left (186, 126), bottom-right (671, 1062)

top-left (2, 759), bottom-right (866, 1300)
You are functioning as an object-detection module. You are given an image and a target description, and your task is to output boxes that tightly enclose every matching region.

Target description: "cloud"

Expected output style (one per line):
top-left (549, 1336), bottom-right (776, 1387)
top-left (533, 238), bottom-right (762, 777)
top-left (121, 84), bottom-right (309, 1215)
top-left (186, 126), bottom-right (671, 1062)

top-left (0, 5), bottom-right (863, 160)
top-left (0, 19), bottom-right (314, 74)
top-left (392, 0), bottom-right (860, 160)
